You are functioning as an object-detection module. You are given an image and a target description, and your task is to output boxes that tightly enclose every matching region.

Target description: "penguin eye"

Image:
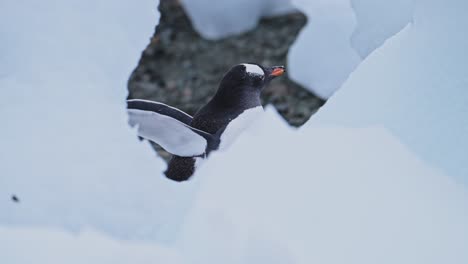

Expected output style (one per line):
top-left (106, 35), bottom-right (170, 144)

top-left (251, 74), bottom-right (264, 86)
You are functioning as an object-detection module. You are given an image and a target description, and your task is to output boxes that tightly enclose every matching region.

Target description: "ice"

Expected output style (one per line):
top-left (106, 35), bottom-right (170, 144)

top-left (0, 0), bottom-right (198, 242)
top-left (2, 108), bottom-right (468, 263)
top-left (180, 0), bottom-right (296, 39)
top-left (288, 0), bottom-right (360, 99)
top-left (350, 0), bottom-right (415, 58)
top-left (0, 227), bottom-right (183, 264)
top-left (315, 0), bottom-right (468, 185)
top-left (289, 0), bottom-right (414, 98)
top-left (178, 107), bottom-right (468, 263)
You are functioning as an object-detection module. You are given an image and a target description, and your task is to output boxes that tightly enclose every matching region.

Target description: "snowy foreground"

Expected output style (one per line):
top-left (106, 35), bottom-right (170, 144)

top-left (1, 0), bottom-right (468, 263)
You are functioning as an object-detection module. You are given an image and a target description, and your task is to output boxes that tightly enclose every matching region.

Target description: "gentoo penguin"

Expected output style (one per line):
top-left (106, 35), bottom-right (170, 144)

top-left (127, 63), bottom-right (285, 181)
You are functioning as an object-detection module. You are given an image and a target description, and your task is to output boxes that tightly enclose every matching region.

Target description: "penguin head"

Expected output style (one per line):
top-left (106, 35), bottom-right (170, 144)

top-left (213, 63), bottom-right (285, 107)
top-left (219, 63), bottom-right (285, 91)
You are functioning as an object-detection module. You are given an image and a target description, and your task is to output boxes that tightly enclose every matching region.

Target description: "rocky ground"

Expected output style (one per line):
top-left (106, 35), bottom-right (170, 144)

top-left (127, 0), bottom-right (325, 161)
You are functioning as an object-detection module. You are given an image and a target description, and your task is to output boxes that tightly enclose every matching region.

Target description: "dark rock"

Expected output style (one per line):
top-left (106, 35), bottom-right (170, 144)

top-left (128, 0), bottom-right (325, 162)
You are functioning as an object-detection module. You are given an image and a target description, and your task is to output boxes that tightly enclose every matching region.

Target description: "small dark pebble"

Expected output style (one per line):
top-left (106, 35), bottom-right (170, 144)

top-left (11, 195), bottom-right (20, 203)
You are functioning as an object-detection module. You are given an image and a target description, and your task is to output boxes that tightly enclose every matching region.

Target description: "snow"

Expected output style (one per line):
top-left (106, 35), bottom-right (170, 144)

top-left (0, 227), bottom-right (183, 264)
top-left (315, 0), bottom-right (468, 185)
top-left (179, 107), bottom-right (468, 264)
top-left (0, 0), bottom-right (197, 243)
top-left (1, 0), bottom-right (468, 263)
top-left (350, 0), bottom-right (415, 58)
top-left (179, 0), bottom-right (414, 98)
top-left (3, 108), bottom-right (467, 263)
top-left (289, 0), bottom-right (414, 98)
top-left (219, 106), bottom-right (264, 150)
top-left (180, 0), bottom-right (297, 40)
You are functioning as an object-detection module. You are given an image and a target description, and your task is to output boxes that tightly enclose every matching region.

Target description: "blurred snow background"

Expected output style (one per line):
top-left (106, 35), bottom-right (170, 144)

top-left (1, 0), bottom-right (467, 263)
top-left (289, 0), bottom-right (415, 98)
top-left (180, 0), bottom-right (297, 39)
top-left (315, 0), bottom-right (468, 185)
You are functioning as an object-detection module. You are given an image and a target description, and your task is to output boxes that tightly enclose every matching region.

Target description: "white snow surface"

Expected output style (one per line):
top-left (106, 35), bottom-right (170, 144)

top-left (180, 0), bottom-right (297, 40)
top-left (289, 0), bottom-right (414, 98)
top-left (0, 227), bottom-right (183, 264)
top-left (0, 0), bottom-right (198, 243)
top-left (1, 0), bottom-right (468, 263)
top-left (179, 107), bottom-right (468, 264)
top-left (219, 106), bottom-right (264, 151)
top-left (315, 0), bottom-right (468, 185)
top-left (350, 0), bottom-right (415, 58)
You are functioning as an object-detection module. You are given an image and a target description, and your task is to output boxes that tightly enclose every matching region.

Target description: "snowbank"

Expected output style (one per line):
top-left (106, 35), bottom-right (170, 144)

top-left (289, 0), bottom-right (414, 98)
top-left (0, 0), bottom-right (197, 242)
top-left (180, 0), bottom-right (296, 39)
top-left (315, 0), bottom-right (468, 185)
top-left (179, 107), bottom-right (468, 264)
top-left (350, 0), bottom-right (415, 58)
top-left (3, 108), bottom-right (467, 263)
top-left (0, 227), bottom-right (183, 264)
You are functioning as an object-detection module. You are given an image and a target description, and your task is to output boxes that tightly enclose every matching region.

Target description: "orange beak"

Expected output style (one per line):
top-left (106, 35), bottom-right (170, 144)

top-left (270, 66), bottom-right (285, 77)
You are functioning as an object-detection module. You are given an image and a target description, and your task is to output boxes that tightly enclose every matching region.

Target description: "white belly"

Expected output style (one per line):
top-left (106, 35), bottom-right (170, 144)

top-left (219, 106), bottom-right (264, 150)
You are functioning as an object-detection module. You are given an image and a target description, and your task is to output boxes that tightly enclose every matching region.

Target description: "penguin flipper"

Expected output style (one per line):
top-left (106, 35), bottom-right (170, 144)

top-left (127, 99), bottom-right (192, 125)
top-left (127, 108), bottom-right (218, 157)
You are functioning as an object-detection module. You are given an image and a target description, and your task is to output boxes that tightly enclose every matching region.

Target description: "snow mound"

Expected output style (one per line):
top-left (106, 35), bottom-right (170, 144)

top-left (315, 0), bottom-right (468, 185)
top-left (0, 0), bottom-right (197, 242)
top-left (289, 0), bottom-right (414, 98)
top-left (350, 0), bottom-right (415, 58)
top-left (2, 108), bottom-right (468, 263)
top-left (0, 227), bottom-right (183, 264)
top-left (180, 0), bottom-right (296, 40)
top-left (178, 107), bottom-right (468, 263)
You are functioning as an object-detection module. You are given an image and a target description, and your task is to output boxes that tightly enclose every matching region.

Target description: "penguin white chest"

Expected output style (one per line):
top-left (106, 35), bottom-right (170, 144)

top-left (219, 106), bottom-right (264, 150)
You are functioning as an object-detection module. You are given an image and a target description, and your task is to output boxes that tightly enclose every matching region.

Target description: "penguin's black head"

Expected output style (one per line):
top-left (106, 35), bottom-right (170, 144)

top-left (213, 63), bottom-right (285, 107)
top-left (219, 63), bottom-right (285, 91)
